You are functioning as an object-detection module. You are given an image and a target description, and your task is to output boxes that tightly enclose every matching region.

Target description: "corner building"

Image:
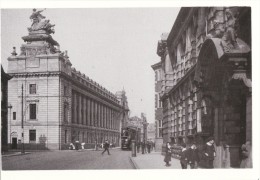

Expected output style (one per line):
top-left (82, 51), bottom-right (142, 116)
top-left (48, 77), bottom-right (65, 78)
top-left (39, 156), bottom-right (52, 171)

top-left (7, 11), bottom-right (123, 150)
top-left (156, 7), bottom-right (251, 168)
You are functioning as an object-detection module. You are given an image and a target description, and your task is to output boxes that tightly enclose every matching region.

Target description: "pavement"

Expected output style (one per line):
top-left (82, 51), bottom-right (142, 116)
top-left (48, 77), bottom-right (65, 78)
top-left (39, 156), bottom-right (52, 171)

top-left (129, 151), bottom-right (181, 169)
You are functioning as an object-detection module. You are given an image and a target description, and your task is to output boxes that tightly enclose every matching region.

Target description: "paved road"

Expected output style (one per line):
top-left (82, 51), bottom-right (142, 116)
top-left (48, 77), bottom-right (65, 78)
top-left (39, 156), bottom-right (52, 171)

top-left (2, 149), bottom-right (134, 170)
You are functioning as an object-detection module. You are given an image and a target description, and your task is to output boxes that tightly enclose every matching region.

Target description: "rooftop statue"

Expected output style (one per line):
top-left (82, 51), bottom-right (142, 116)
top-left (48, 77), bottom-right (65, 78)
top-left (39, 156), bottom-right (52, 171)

top-left (28, 8), bottom-right (55, 34)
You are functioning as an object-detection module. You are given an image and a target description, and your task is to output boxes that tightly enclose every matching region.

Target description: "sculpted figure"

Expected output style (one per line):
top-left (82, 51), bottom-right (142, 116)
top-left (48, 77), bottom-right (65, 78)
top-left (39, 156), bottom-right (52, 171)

top-left (221, 9), bottom-right (239, 51)
top-left (28, 8), bottom-right (55, 34)
top-left (30, 8), bottom-right (46, 27)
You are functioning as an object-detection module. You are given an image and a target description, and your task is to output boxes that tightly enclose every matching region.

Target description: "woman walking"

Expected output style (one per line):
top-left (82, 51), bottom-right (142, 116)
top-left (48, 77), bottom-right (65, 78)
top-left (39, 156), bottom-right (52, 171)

top-left (164, 142), bottom-right (172, 167)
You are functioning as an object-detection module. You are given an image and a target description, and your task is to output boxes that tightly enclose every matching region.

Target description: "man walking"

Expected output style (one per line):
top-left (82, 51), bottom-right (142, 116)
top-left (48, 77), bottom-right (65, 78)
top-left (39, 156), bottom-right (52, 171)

top-left (101, 140), bottom-right (111, 155)
top-left (203, 137), bottom-right (216, 168)
top-left (187, 142), bottom-right (200, 169)
top-left (179, 143), bottom-right (188, 169)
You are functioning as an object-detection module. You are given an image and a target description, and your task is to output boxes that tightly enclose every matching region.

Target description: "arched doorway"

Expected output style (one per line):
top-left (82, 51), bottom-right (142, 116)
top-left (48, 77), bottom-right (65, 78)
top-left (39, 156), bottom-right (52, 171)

top-left (194, 38), bottom-right (251, 167)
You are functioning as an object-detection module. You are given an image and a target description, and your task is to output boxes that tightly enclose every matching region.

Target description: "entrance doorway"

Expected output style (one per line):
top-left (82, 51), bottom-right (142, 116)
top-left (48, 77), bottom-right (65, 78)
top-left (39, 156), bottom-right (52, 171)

top-left (12, 137), bottom-right (17, 149)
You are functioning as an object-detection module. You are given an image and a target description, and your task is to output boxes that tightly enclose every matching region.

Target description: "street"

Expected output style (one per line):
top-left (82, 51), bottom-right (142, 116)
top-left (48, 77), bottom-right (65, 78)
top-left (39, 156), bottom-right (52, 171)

top-left (2, 149), bottom-right (134, 170)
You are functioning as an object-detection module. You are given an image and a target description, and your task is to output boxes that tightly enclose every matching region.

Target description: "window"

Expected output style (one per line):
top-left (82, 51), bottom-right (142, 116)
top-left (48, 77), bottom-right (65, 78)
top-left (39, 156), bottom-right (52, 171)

top-left (64, 103), bottom-right (68, 122)
top-left (29, 104), bottom-right (37, 120)
top-left (29, 130), bottom-right (36, 142)
top-left (13, 112), bottom-right (16, 120)
top-left (65, 130), bottom-right (67, 143)
top-left (64, 86), bottom-right (67, 96)
top-left (29, 84), bottom-right (37, 94)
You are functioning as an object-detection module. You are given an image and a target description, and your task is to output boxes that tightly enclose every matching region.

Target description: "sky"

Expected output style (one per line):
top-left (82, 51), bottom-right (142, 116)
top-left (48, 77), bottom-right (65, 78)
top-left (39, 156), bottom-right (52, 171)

top-left (1, 8), bottom-right (179, 123)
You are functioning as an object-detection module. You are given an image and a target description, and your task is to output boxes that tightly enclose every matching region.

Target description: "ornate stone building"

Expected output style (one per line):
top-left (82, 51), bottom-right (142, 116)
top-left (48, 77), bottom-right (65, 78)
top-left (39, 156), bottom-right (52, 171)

top-left (156, 7), bottom-right (251, 168)
top-left (7, 9), bottom-right (124, 150)
top-left (151, 43), bottom-right (167, 151)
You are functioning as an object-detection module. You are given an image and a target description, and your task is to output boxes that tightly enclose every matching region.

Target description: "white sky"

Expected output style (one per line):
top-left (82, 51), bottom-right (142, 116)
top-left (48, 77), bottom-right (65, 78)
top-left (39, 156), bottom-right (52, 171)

top-left (1, 8), bottom-right (180, 123)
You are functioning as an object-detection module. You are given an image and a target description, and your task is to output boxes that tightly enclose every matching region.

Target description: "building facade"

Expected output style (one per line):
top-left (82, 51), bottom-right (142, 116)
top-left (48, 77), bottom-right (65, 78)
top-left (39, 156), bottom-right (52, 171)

top-left (156, 7), bottom-right (251, 168)
top-left (151, 50), bottom-right (165, 151)
top-left (1, 65), bottom-right (12, 152)
top-left (147, 123), bottom-right (155, 142)
top-left (7, 9), bottom-right (124, 150)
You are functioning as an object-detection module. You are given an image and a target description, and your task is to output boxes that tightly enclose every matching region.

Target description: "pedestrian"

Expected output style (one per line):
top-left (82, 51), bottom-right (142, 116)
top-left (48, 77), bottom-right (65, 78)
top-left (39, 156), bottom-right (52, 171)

top-left (141, 141), bottom-right (145, 154)
top-left (81, 142), bottom-right (85, 150)
top-left (101, 140), bottom-right (111, 155)
top-left (203, 137), bottom-right (216, 169)
top-left (240, 141), bottom-right (252, 168)
top-left (137, 142), bottom-right (140, 153)
top-left (187, 142), bottom-right (200, 169)
top-left (69, 143), bottom-right (75, 150)
top-left (164, 142), bottom-right (172, 167)
top-left (75, 140), bottom-right (80, 150)
top-left (179, 143), bottom-right (188, 169)
top-left (147, 141), bottom-right (151, 153)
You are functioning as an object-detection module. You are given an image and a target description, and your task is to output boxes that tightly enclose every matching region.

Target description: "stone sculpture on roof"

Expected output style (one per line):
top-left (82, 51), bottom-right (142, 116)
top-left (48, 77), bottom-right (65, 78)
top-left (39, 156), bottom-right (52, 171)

top-left (28, 8), bottom-right (55, 34)
top-left (21, 8), bottom-right (60, 55)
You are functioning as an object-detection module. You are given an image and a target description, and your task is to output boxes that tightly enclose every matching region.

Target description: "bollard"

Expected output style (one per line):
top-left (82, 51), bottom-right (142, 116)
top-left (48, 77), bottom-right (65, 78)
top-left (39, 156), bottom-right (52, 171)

top-left (131, 140), bottom-right (136, 157)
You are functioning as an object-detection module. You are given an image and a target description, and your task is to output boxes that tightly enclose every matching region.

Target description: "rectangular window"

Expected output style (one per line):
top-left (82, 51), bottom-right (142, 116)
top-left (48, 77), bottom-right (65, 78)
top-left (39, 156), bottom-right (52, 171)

top-left (155, 94), bottom-right (158, 108)
top-left (30, 104), bottom-right (37, 120)
top-left (64, 103), bottom-right (68, 122)
top-left (13, 112), bottom-right (16, 120)
top-left (65, 130), bottom-right (67, 143)
top-left (64, 86), bottom-right (67, 96)
top-left (29, 130), bottom-right (36, 142)
top-left (29, 84), bottom-right (37, 94)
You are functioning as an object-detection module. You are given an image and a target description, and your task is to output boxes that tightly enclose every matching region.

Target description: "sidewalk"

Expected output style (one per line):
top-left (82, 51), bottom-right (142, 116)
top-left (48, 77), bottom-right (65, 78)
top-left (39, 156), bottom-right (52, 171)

top-left (129, 151), bottom-right (181, 169)
top-left (2, 152), bottom-right (31, 157)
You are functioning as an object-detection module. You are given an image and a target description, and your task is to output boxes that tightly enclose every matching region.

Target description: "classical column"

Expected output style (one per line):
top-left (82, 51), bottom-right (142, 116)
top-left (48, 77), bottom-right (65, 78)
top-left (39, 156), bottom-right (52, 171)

top-left (87, 98), bottom-right (90, 126)
top-left (78, 94), bottom-right (82, 124)
top-left (97, 103), bottom-right (100, 127)
top-left (83, 96), bottom-right (86, 125)
top-left (100, 104), bottom-right (103, 128)
top-left (90, 99), bottom-right (93, 126)
top-left (112, 110), bottom-right (115, 130)
top-left (71, 91), bottom-right (75, 124)
top-left (92, 100), bottom-right (95, 127)
top-left (106, 106), bottom-right (109, 129)
top-left (108, 108), bottom-right (111, 129)
top-left (74, 93), bottom-right (78, 124)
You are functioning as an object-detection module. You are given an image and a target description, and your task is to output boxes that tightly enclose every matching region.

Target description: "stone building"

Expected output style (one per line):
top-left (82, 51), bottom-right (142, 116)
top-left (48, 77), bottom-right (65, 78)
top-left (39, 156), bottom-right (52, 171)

top-left (116, 89), bottom-right (130, 130)
top-left (7, 9), bottom-right (124, 150)
top-left (1, 65), bottom-right (12, 152)
top-left (151, 40), bottom-right (167, 151)
top-left (147, 123), bottom-right (155, 142)
top-left (156, 7), bottom-right (251, 168)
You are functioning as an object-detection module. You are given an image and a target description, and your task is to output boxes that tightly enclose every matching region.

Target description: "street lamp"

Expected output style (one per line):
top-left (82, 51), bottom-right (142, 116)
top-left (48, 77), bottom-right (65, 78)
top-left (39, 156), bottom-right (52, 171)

top-left (21, 84), bottom-right (25, 154)
top-left (8, 103), bottom-right (12, 150)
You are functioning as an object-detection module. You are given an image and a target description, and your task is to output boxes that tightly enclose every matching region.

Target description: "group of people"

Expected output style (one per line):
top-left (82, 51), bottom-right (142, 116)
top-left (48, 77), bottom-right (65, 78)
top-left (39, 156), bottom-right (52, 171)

top-left (164, 137), bottom-right (216, 169)
top-left (136, 141), bottom-right (155, 154)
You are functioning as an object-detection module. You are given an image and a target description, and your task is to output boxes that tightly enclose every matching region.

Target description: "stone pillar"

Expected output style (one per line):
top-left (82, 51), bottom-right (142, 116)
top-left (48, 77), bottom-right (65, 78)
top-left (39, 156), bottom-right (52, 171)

top-left (78, 94), bottom-right (82, 124)
top-left (74, 93), bottom-right (77, 124)
top-left (90, 99), bottom-right (93, 126)
top-left (106, 107), bottom-right (109, 129)
top-left (87, 98), bottom-right (90, 126)
top-left (100, 104), bottom-right (103, 128)
top-left (246, 95), bottom-right (252, 142)
top-left (83, 97), bottom-right (86, 125)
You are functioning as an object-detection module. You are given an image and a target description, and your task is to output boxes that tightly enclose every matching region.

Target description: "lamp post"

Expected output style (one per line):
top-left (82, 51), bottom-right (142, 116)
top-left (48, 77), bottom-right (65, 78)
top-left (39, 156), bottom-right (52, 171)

top-left (21, 84), bottom-right (25, 154)
top-left (8, 103), bottom-right (12, 150)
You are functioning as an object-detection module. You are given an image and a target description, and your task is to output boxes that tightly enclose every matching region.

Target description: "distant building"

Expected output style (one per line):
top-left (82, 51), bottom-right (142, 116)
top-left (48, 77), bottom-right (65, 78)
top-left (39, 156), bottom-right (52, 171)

top-left (155, 7), bottom-right (251, 168)
top-left (115, 90), bottom-right (130, 129)
top-left (1, 65), bottom-right (12, 152)
top-left (7, 9), bottom-right (124, 150)
top-left (151, 48), bottom-right (166, 151)
top-left (147, 123), bottom-right (155, 142)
